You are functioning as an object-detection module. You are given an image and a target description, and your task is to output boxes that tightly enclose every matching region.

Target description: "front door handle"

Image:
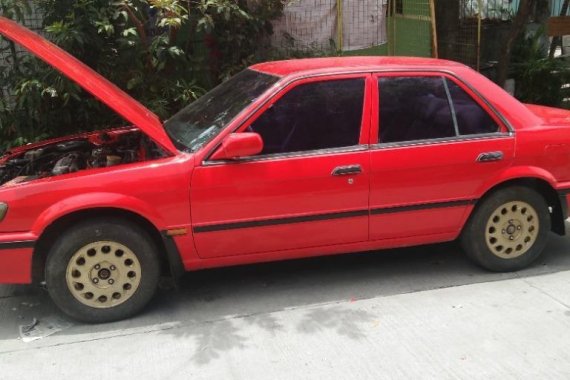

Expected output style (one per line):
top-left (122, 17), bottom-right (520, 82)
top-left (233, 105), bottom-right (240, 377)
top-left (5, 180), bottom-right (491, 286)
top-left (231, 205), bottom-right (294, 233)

top-left (476, 151), bottom-right (504, 162)
top-left (332, 164), bottom-right (362, 176)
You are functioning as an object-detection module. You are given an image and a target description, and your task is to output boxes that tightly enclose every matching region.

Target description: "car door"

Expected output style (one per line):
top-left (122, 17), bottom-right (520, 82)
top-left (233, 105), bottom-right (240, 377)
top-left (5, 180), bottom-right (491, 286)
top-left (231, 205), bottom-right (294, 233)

top-left (369, 72), bottom-right (515, 241)
top-left (190, 74), bottom-right (372, 258)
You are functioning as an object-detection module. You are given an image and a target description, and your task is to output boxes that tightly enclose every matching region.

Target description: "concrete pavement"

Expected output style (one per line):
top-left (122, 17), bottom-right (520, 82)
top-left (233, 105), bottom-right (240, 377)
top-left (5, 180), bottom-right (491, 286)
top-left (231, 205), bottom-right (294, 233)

top-left (2, 227), bottom-right (570, 379)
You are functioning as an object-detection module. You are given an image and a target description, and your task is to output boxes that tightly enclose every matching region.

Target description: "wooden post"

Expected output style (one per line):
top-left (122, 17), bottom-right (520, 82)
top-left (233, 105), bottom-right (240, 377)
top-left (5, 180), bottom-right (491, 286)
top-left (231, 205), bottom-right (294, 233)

top-left (429, 0), bottom-right (438, 58)
top-left (477, 0), bottom-right (483, 71)
top-left (336, 0), bottom-right (343, 52)
top-left (388, 0), bottom-right (396, 55)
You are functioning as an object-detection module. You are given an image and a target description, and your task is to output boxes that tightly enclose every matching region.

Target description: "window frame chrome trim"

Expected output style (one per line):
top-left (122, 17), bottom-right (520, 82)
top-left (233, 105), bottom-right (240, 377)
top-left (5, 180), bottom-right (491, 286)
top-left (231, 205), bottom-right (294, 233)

top-left (201, 72), bottom-right (371, 165)
top-left (369, 132), bottom-right (513, 150)
top-left (202, 144), bottom-right (369, 166)
top-left (442, 77), bottom-right (460, 136)
top-left (372, 69), bottom-right (515, 135)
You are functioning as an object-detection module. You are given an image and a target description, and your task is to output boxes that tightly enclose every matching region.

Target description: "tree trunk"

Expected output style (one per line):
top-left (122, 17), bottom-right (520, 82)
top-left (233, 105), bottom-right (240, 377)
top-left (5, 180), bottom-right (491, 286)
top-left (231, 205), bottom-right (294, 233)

top-left (434, 0), bottom-right (459, 59)
top-left (549, 0), bottom-right (570, 58)
top-left (496, 0), bottom-right (536, 87)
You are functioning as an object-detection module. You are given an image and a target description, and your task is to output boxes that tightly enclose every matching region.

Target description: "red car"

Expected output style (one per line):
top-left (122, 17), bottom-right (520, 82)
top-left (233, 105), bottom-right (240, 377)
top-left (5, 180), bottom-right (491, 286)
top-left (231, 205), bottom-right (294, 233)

top-left (1, 17), bottom-right (569, 323)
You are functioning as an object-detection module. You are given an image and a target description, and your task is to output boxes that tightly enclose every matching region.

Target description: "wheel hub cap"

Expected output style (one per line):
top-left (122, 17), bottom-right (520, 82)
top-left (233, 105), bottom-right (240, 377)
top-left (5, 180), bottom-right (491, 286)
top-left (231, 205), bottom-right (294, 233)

top-left (97, 268), bottom-right (111, 280)
top-left (485, 201), bottom-right (539, 259)
top-left (506, 224), bottom-right (516, 235)
top-left (65, 241), bottom-right (142, 309)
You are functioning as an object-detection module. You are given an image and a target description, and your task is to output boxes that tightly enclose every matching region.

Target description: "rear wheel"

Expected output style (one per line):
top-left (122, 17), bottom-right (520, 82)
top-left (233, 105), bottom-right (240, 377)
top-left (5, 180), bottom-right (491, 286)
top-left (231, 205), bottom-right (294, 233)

top-left (45, 219), bottom-right (160, 323)
top-left (461, 186), bottom-right (550, 272)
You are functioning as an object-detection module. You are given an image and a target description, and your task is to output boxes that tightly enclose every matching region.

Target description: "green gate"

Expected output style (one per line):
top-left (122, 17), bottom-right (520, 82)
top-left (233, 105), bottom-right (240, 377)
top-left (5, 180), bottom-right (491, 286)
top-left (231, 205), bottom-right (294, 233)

top-left (387, 0), bottom-right (437, 57)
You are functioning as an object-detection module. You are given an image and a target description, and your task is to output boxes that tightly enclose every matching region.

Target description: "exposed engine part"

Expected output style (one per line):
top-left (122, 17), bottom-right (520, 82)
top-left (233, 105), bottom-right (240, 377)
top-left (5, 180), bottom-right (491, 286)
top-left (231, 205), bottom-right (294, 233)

top-left (117, 149), bottom-right (137, 164)
top-left (89, 147), bottom-right (110, 168)
top-left (56, 140), bottom-right (92, 152)
top-left (24, 148), bottom-right (45, 161)
top-left (106, 155), bottom-right (121, 167)
top-left (0, 129), bottom-right (166, 186)
top-left (5, 158), bottom-right (30, 167)
top-left (52, 153), bottom-right (85, 175)
top-left (4, 175), bottom-right (34, 187)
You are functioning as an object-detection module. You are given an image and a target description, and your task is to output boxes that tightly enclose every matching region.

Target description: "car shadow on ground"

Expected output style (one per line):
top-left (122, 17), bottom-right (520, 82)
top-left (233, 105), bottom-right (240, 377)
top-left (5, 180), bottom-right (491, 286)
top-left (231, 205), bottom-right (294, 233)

top-left (2, 225), bottom-right (570, 362)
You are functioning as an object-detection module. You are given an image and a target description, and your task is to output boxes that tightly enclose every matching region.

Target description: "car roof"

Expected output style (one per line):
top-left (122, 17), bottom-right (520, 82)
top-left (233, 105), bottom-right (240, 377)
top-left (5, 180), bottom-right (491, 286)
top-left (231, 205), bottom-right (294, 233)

top-left (250, 56), bottom-right (467, 78)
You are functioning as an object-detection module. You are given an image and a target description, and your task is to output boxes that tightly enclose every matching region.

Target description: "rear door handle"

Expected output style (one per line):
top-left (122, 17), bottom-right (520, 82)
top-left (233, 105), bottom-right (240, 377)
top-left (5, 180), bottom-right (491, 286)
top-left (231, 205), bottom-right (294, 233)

top-left (332, 164), bottom-right (362, 176)
top-left (476, 151), bottom-right (504, 162)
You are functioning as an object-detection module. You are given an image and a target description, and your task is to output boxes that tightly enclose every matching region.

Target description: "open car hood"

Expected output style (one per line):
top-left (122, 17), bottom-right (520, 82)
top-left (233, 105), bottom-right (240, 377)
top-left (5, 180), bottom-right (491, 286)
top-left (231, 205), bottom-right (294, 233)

top-left (0, 17), bottom-right (177, 154)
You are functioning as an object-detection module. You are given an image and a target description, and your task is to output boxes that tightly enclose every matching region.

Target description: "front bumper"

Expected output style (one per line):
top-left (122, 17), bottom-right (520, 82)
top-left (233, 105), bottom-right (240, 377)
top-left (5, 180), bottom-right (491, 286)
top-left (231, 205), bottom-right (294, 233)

top-left (0, 233), bottom-right (36, 284)
top-left (0, 247), bottom-right (33, 283)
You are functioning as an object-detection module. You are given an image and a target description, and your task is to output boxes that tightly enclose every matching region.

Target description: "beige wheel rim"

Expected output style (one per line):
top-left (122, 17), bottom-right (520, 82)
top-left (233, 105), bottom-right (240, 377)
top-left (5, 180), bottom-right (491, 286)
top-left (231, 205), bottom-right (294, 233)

top-left (66, 241), bottom-right (142, 309)
top-left (485, 201), bottom-right (539, 259)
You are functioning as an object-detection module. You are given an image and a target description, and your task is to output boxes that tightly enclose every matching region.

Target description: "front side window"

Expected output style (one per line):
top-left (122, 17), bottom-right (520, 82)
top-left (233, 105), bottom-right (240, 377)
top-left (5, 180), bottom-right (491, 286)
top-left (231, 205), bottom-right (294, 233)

top-left (248, 78), bottom-right (365, 155)
top-left (378, 76), bottom-right (499, 144)
top-left (164, 69), bottom-right (279, 152)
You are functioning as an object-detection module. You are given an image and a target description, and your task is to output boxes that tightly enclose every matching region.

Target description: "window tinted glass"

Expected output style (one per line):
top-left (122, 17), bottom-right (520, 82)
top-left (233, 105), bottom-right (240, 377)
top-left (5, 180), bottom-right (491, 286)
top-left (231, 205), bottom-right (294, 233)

top-left (446, 79), bottom-right (499, 135)
top-left (249, 79), bottom-right (364, 155)
top-left (379, 77), bottom-right (455, 143)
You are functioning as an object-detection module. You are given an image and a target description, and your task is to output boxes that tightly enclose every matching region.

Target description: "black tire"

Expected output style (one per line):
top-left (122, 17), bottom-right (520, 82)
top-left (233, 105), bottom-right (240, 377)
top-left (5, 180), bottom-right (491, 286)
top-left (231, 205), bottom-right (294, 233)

top-left (461, 186), bottom-right (551, 272)
top-left (45, 219), bottom-right (160, 323)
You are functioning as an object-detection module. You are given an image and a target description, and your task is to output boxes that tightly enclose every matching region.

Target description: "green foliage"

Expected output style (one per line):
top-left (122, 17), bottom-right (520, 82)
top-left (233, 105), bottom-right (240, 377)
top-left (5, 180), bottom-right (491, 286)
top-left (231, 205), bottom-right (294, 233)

top-left (0, 0), bottom-right (30, 20)
top-left (0, 0), bottom-right (284, 150)
top-left (510, 27), bottom-right (570, 107)
top-left (196, 0), bottom-right (284, 80)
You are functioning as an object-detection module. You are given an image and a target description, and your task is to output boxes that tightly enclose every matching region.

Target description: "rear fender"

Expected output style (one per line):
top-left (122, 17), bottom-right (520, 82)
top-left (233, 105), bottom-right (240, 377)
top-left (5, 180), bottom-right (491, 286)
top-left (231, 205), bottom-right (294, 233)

top-left (475, 165), bottom-right (558, 197)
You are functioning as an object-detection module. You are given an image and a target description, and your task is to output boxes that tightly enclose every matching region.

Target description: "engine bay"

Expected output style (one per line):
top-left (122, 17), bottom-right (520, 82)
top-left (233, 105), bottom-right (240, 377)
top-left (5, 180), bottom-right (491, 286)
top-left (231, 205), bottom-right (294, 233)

top-left (0, 128), bottom-right (167, 187)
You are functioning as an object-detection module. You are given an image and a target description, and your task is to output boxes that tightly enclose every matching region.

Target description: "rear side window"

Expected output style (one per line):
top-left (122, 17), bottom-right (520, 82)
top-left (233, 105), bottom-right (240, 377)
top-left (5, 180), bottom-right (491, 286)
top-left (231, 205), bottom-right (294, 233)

top-left (379, 77), bottom-right (455, 143)
top-left (378, 76), bottom-right (499, 144)
top-left (446, 80), bottom-right (499, 135)
top-left (249, 78), bottom-right (365, 155)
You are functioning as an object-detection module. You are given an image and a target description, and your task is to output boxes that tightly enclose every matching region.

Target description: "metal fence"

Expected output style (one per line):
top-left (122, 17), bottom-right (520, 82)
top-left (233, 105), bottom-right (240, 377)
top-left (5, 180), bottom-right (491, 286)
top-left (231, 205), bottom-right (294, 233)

top-left (387, 0), bottom-right (435, 57)
top-left (271, 0), bottom-right (389, 52)
top-left (0, 4), bottom-right (43, 62)
top-left (462, 0), bottom-right (515, 19)
top-left (2, 0), bottom-right (439, 71)
top-left (272, 0), bottom-right (435, 57)
top-left (436, 0), bottom-right (520, 71)
top-left (0, 4), bottom-right (44, 105)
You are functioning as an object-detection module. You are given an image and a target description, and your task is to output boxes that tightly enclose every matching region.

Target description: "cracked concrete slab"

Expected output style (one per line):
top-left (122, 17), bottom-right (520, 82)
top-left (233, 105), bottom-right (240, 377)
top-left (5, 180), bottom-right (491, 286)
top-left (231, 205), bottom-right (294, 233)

top-left (2, 272), bottom-right (570, 379)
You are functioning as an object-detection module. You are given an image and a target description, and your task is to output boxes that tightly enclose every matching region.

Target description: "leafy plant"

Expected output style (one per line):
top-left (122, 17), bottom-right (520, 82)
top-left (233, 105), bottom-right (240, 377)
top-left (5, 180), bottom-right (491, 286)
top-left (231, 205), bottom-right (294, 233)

top-left (0, 0), bottom-right (284, 150)
top-left (510, 27), bottom-right (570, 107)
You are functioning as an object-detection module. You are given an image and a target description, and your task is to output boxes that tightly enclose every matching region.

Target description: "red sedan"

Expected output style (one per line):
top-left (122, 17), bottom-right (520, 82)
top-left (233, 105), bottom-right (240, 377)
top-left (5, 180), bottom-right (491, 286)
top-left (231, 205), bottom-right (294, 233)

top-left (1, 17), bottom-right (569, 322)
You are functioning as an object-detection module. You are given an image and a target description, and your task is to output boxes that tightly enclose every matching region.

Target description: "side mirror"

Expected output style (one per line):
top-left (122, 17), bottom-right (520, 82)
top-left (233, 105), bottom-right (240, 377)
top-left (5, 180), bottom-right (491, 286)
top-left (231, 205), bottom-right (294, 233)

top-left (210, 132), bottom-right (263, 160)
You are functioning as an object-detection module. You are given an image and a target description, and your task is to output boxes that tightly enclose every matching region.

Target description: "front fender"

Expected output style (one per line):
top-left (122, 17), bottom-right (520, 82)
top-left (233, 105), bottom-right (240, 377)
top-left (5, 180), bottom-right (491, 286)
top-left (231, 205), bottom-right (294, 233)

top-left (31, 192), bottom-right (165, 236)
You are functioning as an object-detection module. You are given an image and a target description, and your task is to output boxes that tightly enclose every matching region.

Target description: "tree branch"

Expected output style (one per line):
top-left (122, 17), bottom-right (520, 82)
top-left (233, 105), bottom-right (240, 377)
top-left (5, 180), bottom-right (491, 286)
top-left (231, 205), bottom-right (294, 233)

top-left (123, 4), bottom-right (148, 49)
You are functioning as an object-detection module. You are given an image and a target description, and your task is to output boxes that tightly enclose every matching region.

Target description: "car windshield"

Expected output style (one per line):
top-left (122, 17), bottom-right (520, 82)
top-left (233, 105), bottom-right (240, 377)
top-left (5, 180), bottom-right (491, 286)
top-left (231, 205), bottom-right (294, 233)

top-left (164, 69), bottom-right (279, 152)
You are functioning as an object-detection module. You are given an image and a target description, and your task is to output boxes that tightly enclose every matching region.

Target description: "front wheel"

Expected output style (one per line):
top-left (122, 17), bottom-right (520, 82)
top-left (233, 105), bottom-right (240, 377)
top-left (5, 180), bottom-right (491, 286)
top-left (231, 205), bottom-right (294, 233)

top-left (45, 219), bottom-right (160, 323)
top-left (461, 186), bottom-right (551, 272)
